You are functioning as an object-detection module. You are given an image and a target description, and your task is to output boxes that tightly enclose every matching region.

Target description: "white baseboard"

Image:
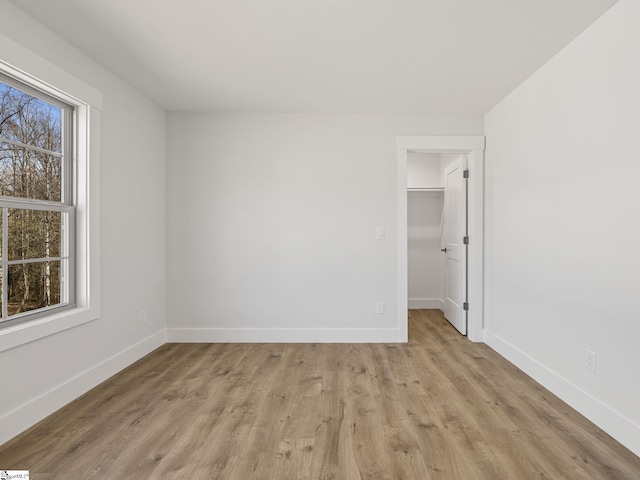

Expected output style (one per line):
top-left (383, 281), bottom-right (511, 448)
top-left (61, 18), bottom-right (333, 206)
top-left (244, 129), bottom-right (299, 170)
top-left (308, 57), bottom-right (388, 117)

top-left (484, 329), bottom-right (640, 458)
top-left (166, 327), bottom-right (403, 343)
top-left (0, 329), bottom-right (166, 446)
top-left (408, 298), bottom-right (444, 310)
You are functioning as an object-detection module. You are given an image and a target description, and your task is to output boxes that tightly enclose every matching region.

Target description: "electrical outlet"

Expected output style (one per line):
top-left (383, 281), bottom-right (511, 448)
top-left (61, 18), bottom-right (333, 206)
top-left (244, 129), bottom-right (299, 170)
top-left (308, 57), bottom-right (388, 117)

top-left (585, 350), bottom-right (596, 373)
top-left (139, 310), bottom-right (147, 325)
top-left (376, 302), bottom-right (385, 314)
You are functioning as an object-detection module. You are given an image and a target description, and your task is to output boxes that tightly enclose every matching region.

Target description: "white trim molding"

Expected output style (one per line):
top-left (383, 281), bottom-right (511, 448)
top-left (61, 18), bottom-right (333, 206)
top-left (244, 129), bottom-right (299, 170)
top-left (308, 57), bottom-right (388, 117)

top-left (397, 135), bottom-right (485, 152)
top-left (397, 135), bottom-right (485, 342)
top-left (485, 330), bottom-right (640, 458)
top-left (167, 327), bottom-right (404, 344)
top-left (0, 330), bottom-right (166, 446)
top-left (408, 298), bottom-right (444, 310)
top-left (0, 33), bottom-right (103, 110)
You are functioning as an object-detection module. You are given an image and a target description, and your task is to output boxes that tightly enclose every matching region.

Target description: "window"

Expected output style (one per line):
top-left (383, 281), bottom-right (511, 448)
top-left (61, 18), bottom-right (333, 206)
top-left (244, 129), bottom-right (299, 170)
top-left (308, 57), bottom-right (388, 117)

top-left (0, 73), bottom-right (75, 327)
top-left (0, 41), bottom-right (101, 352)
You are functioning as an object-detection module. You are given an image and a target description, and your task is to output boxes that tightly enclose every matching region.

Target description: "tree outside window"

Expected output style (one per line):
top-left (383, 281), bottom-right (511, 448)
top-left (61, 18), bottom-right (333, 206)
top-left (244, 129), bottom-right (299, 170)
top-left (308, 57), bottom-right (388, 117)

top-left (0, 76), bottom-right (73, 324)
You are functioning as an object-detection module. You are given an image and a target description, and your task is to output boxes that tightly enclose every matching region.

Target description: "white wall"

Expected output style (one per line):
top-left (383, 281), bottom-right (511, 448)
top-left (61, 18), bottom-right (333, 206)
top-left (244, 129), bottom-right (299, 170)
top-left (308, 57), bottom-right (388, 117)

top-left (407, 191), bottom-right (444, 309)
top-left (166, 114), bottom-right (482, 342)
top-left (0, 0), bottom-right (167, 444)
top-left (407, 152), bottom-right (445, 309)
top-left (407, 152), bottom-right (441, 188)
top-left (484, 0), bottom-right (640, 456)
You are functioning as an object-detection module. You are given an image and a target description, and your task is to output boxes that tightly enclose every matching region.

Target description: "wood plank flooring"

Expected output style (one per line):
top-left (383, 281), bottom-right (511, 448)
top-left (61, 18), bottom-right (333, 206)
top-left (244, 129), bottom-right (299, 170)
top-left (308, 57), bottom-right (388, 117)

top-left (1, 309), bottom-right (639, 479)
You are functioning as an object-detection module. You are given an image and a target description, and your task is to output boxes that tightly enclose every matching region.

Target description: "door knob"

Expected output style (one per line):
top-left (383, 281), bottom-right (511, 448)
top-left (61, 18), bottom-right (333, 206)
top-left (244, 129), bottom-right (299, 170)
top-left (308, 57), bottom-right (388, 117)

top-left (441, 248), bottom-right (447, 252)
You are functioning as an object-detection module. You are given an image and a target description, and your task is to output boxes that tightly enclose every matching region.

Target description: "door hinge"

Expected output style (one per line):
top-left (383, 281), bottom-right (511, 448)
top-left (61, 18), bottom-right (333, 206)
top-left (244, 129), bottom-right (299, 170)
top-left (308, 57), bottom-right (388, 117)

top-left (463, 236), bottom-right (469, 245)
top-left (463, 302), bottom-right (469, 311)
top-left (463, 169), bottom-right (470, 178)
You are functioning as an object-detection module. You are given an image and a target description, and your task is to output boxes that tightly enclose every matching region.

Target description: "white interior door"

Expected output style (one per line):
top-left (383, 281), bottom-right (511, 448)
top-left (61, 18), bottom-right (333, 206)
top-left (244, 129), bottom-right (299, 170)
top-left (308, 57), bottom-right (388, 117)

top-left (443, 157), bottom-right (467, 335)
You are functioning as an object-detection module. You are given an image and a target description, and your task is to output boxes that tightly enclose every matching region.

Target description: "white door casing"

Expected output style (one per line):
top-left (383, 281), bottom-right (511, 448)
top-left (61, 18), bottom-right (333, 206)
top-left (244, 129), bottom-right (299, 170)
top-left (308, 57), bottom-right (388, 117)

top-left (396, 135), bottom-right (484, 343)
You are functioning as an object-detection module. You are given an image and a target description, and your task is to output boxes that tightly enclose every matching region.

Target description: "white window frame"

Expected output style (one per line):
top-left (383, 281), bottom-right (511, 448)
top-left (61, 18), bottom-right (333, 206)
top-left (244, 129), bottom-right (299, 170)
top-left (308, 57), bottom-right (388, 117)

top-left (0, 34), bottom-right (102, 352)
top-left (0, 72), bottom-right (76, 325)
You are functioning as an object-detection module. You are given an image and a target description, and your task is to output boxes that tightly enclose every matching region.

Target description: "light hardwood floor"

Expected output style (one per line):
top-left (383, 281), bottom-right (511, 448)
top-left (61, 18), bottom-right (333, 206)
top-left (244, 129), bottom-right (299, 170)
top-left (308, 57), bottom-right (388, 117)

top-left (1, 310), bottom-right (639, 479)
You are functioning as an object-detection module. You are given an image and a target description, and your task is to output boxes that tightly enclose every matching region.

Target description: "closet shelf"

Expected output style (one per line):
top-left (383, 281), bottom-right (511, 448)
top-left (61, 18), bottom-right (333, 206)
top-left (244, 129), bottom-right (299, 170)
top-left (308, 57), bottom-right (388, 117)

top-left (407, 187), bottom-right (444, 192)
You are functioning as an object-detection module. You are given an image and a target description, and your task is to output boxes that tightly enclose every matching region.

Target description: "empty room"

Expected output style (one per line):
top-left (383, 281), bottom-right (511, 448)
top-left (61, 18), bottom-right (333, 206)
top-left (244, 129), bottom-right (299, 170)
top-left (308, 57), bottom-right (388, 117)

top-left (0, 0), bottom-right (639, 478)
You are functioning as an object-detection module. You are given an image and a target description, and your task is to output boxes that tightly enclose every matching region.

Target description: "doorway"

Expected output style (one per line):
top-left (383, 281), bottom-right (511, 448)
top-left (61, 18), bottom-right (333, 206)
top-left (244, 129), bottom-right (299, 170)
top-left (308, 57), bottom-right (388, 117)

top-left (397, 136), bottom-right (485, 342)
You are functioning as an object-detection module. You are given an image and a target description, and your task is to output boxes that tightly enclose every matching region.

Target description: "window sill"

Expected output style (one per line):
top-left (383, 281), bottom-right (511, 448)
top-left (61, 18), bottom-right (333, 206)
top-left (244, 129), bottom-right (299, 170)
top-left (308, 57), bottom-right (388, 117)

top-left (0, 306), bottom-right (99, 353)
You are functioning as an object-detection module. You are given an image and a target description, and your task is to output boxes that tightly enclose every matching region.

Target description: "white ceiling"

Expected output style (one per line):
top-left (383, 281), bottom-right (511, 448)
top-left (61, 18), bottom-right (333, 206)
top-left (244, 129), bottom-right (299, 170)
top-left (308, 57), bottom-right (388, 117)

top-left (8, 0), bottom-right (617, 114)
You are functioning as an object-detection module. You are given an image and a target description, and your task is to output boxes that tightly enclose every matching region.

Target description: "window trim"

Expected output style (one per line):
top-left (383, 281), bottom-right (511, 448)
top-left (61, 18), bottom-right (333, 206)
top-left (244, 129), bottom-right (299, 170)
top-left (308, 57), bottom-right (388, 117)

top-left (0, 35), bottom-right (102, 353)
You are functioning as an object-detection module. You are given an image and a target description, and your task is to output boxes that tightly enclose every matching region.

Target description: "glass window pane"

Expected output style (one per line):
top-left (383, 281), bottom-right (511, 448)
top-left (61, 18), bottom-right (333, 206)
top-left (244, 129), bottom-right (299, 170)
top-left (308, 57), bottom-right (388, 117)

top-left (8, 209), bottom-right (62, 260)
top-left (0, 75), bottom-right (73, 325)
top-left (0, 82), bottom-right (62, 154)
top-left (0, 144), bottom-right (62, 201)
top-left (7, 260), bottom-right (61, 316)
